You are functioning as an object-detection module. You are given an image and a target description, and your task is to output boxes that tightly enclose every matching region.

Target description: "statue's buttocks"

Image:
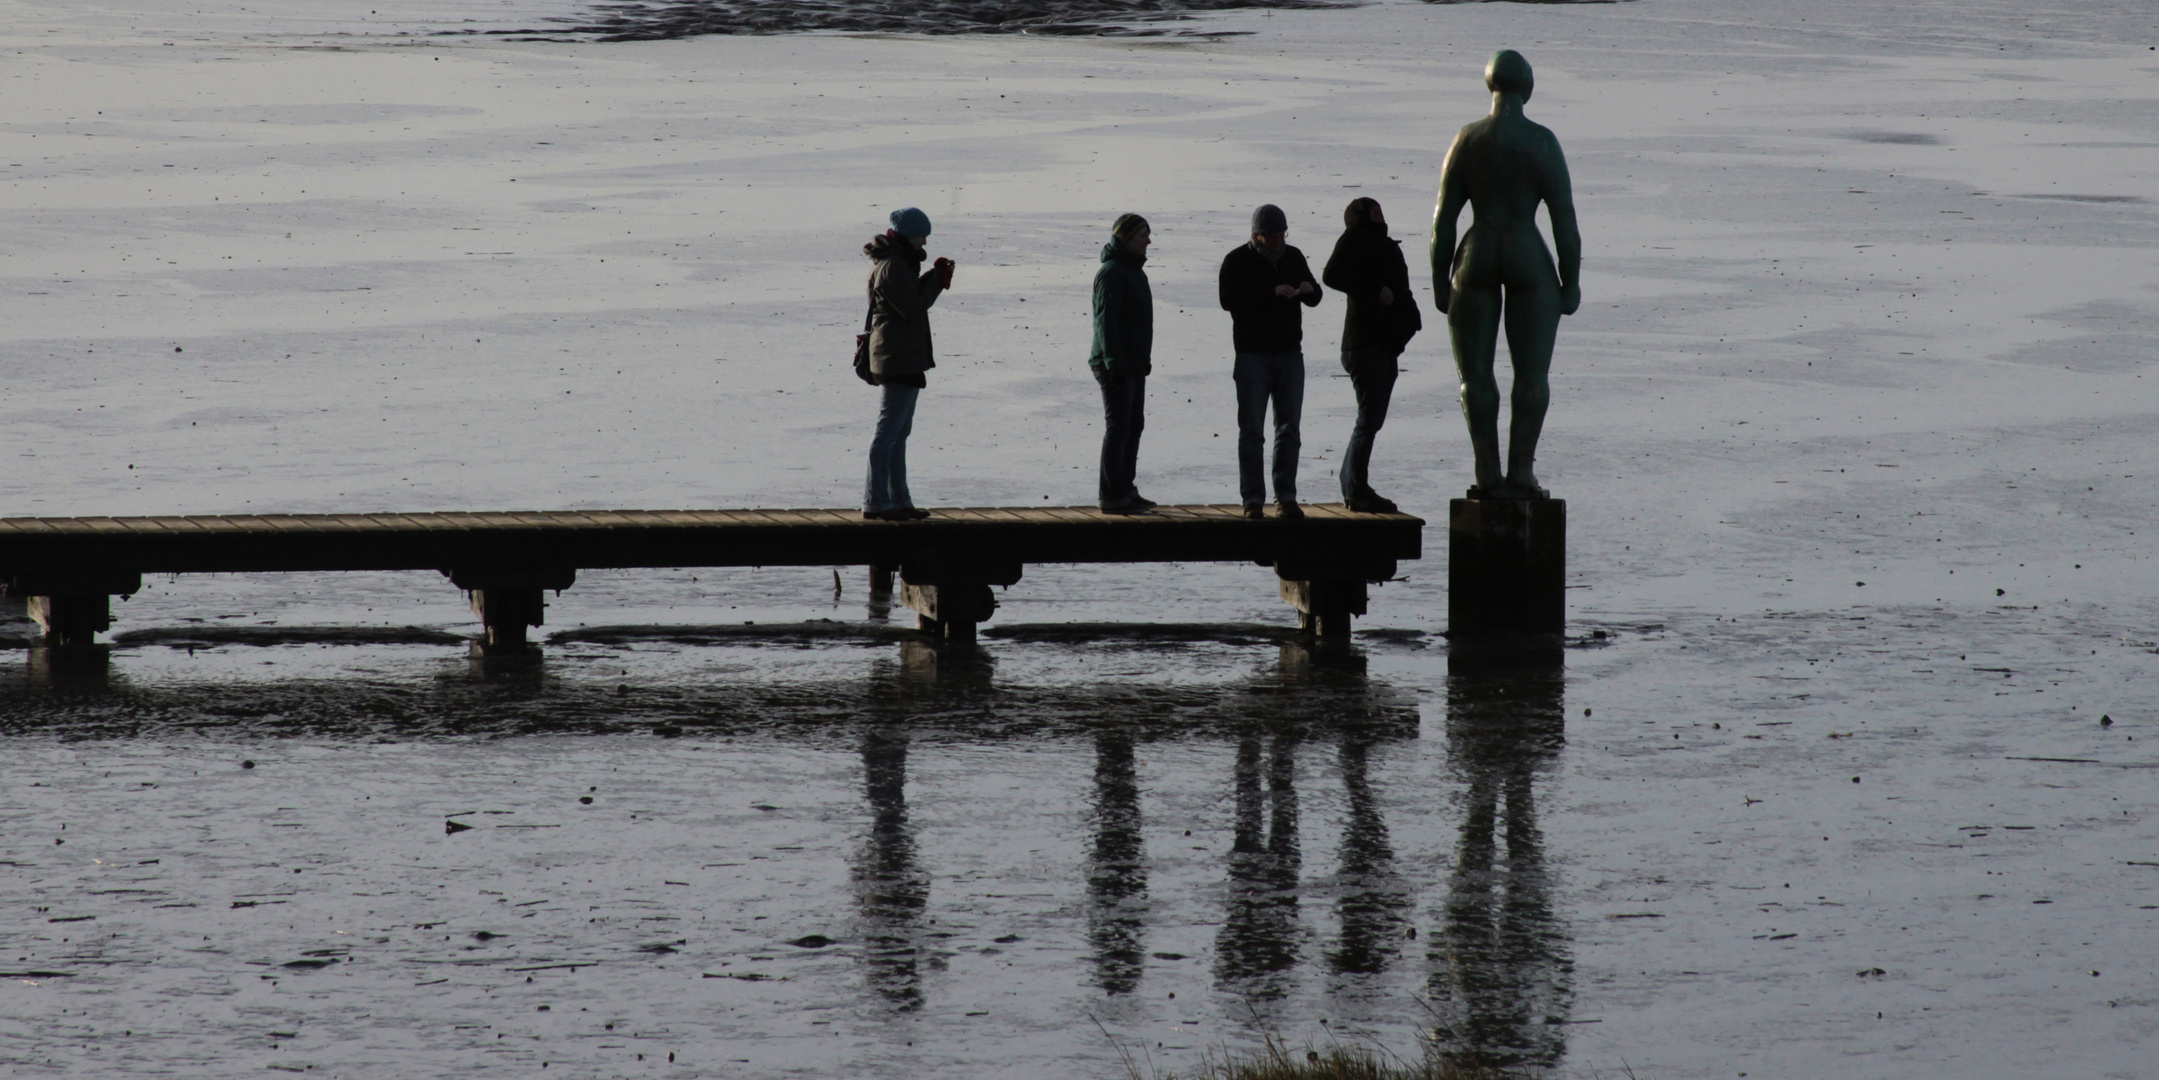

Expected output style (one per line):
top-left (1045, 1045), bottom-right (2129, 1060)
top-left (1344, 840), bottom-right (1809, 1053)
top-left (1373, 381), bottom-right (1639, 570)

top-left (1431, 50), bottom-right (1580, 500)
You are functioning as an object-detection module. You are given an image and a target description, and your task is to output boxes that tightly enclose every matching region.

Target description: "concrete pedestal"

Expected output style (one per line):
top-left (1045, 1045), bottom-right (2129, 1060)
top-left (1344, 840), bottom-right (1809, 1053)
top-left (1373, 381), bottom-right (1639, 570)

top-left (1449, 495), bottom-right (1565, 657)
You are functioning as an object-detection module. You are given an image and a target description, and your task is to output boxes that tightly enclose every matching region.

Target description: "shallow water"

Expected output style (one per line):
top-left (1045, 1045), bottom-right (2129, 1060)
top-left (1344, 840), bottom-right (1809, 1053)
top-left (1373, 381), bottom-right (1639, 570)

top-left (5, 585), bottom-right (2156, 1078)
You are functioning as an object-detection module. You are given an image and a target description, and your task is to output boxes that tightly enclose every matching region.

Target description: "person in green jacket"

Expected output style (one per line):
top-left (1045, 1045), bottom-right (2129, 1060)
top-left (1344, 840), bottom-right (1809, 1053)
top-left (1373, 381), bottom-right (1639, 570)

top-left (1090, 213), bottom-right (1154, 513)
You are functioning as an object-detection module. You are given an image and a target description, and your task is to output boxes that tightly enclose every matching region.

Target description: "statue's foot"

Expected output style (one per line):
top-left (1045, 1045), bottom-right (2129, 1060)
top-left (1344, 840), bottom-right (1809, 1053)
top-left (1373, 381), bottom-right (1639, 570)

top-left (1495, 472), bottom-right (1549, 501)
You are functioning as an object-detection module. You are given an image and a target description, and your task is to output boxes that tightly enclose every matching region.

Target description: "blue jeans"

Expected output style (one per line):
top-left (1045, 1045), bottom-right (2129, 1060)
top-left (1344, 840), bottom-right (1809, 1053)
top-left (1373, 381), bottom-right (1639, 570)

top-left (1097, 368), bottom-right (1146, 506)
top-left (863, 383), bottom-right (919, 512)
top-left (1233, 351), bottom-right (1304, 505)
top-left (1338, 348), bottom-right (1399, 499)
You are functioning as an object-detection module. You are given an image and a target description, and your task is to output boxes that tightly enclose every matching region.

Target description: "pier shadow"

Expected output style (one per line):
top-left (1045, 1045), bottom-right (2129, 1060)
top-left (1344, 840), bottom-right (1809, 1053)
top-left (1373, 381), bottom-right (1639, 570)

top-left (1424, 661), bottom-right (1573, 1070)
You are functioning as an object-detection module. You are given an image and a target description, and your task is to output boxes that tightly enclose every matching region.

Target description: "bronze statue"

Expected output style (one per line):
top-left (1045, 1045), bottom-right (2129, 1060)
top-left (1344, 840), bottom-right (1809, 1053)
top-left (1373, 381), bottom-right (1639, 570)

top-left (1431, 50), bottom-right (1580, 500)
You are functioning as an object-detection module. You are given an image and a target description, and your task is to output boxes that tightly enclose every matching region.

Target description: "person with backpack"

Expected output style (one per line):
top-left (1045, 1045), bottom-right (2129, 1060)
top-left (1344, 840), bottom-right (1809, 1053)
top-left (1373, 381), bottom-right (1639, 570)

top-left (1090, 213), bottom-right (1155, 514)
top-left (859, 207), bottom-right (952, 521)
top-left (1321, 196), bottom-right (1421, 514)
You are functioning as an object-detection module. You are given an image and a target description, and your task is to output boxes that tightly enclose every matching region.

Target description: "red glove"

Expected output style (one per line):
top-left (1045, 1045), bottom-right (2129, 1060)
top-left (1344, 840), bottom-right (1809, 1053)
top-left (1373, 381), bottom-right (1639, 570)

top-left (934, 257), bottom-right (955, 290)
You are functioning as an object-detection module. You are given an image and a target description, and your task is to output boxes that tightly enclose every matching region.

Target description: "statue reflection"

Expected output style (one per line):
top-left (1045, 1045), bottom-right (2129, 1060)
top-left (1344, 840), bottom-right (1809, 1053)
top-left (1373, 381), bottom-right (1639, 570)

top-left (854, 727), bottom-right (929, 1010)
top-left (1426, 662), bottom-right (1572, 1069)
top-left (1086, 732), bottom-right (1147, 995)
top-left (1212, 730), bottom-right (1302, 1000)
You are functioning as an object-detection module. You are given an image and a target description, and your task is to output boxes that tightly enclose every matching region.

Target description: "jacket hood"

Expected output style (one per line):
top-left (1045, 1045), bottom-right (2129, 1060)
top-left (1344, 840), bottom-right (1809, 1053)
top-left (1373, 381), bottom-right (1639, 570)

top-left (1101, 240), bottom-right (1146, 268)
top-left (865, 232), bottom-right (922, 261)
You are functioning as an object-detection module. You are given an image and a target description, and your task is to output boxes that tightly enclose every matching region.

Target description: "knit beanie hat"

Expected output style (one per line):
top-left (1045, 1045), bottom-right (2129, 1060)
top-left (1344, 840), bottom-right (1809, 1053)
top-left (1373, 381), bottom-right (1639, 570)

top-left (888, 207), bottom-right (933, 239)
top-left (1111, 212), bottom-right (1150, 242)
top-left (1343, 197), bottom-right (1382, 227)
top-left (1250, 203), bottom-right (1288, 235)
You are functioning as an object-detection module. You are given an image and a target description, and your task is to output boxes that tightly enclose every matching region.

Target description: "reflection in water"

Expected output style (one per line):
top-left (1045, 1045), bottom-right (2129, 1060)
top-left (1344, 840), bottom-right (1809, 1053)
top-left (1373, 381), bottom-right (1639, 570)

top-left (23, 645), bottom-right (116, 693)
top-left (1086, 733), bottom-right (1147, 994)
top-left (1214, 731), bottom-right (1302, 1000)
top-left (1326, 734), bottom-right (1410, 981)
top-left (855, 728), bottom-right (929, 1010)
top-left (1426, 664), bottom-right (1571, 1069)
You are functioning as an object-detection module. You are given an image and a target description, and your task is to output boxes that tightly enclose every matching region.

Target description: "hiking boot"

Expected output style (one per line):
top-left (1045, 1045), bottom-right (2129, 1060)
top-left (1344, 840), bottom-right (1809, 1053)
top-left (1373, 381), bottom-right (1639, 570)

top-left (1275, 501), bottom-right (1305, 521)
top-left (1242, 503), bottom-right (1266, 520)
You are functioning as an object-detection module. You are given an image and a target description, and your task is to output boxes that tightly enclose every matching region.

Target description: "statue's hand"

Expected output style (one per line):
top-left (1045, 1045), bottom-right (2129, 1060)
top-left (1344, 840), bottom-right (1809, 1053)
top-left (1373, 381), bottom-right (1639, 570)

top-left (1560, 283), bottom-right (1581, 317)
top-left (1435, 288), bottom-right (1450, 315)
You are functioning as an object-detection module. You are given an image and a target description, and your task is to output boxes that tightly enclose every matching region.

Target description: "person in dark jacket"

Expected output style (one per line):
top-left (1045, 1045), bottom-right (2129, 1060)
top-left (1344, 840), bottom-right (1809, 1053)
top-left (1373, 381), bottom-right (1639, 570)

top-left (1321, 197), bottom-right (1422, 514)
top-left (1218, 203), bottom-right (1322, 519)
top-left (862, 206), bottom-right (952, 521)
top-left (1091, 213), bottom-right (1155, 514)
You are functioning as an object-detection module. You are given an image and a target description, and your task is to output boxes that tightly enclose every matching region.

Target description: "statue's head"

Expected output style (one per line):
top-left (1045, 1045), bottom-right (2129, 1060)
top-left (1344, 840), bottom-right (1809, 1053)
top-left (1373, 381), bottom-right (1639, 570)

top-left (1485, 49), bottom-right (1533, 101)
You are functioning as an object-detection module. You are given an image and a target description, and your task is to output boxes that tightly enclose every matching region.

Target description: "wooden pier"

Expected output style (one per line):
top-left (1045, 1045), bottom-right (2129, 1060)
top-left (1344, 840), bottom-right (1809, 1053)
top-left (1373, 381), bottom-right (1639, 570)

top-left (0, 505), bottom-right (1422, 649)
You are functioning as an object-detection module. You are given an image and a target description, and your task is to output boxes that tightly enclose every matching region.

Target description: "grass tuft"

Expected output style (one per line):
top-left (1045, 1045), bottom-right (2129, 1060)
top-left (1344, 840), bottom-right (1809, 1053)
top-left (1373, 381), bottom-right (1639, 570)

top-left (1114, 1030), bottom-right (1528, 1080)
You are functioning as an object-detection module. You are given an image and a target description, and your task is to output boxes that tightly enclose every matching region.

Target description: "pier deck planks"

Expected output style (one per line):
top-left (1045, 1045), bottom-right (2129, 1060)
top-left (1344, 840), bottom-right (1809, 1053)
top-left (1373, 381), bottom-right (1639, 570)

top-left (0, 505), bottom-right (1420, 578)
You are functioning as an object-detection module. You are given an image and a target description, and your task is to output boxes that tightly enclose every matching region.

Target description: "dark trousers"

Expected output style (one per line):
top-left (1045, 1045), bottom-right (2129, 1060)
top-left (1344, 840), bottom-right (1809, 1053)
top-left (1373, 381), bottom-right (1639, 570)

top-left (1097, 367), bottom-right (1146, 506)
top-left (1338, 348), bottom-right (1400, 499)
top-left (1233, 351), bottom-right (1304, 505)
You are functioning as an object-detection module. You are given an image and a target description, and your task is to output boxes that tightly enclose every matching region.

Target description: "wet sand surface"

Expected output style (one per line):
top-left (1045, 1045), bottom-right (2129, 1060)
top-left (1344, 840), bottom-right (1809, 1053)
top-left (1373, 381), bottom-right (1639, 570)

top-left (4, 0), bottom-right (2158, 1076)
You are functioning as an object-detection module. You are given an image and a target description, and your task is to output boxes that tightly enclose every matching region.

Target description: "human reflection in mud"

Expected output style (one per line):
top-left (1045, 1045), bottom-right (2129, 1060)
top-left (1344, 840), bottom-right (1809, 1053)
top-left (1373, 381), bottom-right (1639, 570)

top-left (854, 728), bottom-right (930, 1010)
top-left (1426, 662), bottom-right (1572, 1069)
top-left (1086, 732), bottom-right (1147, 994)
top-left (1213, 730), bottom-right (1302, 1000)
top-left (1326, 732), bottom-right (1410, 983)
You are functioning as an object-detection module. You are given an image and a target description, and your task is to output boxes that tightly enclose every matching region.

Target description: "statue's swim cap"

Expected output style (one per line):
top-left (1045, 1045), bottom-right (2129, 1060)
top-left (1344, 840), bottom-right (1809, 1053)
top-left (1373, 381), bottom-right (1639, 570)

top-left (1485, 50), bottom-right (1533, 99)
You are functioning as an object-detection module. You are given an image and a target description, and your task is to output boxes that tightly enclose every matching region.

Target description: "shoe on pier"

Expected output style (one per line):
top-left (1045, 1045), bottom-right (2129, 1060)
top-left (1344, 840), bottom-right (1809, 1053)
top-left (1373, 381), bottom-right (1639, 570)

top-left (1275, 501), bottom-right (1304, 521)
top-left (1346, 490), bottom-right (1399, 514)
top-left (1242, 503), bottom-right (1266, 520)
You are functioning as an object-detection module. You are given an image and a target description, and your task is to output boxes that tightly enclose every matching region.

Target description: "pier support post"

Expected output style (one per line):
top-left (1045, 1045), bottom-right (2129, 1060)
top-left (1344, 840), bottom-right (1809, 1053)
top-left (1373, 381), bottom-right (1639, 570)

top-left (1279, 579), bottom-right (1366, 640)
top-left (448, 566), bottom-right (576, 652)
top-left (869, 565), bottom-right (894, 595)
top-left (1273, 557), bottom-right (1391, 642)
top-left (1448, 495), bottom-right (1564, 658)
top-left (5, 572), bottom-right (142, 646)
top-left (898, 560), bottom-right (1020, 645)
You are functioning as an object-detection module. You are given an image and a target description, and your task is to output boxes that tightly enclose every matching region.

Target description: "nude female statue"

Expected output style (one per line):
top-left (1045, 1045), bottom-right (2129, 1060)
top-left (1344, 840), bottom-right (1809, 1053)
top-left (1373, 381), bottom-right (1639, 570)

top-left (1431, 49), bottom-right (1580, 499)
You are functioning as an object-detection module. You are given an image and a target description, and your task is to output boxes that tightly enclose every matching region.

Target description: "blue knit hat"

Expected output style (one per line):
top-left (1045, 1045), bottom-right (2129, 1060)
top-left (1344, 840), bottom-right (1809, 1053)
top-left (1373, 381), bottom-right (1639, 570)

top-left (888, 207), bottom-right (932, 239)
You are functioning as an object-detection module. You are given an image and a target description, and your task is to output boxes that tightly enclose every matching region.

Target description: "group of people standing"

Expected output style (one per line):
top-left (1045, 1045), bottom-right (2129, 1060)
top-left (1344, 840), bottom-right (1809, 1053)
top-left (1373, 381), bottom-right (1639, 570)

top-left (854, 198), bottom-right (1422, 521)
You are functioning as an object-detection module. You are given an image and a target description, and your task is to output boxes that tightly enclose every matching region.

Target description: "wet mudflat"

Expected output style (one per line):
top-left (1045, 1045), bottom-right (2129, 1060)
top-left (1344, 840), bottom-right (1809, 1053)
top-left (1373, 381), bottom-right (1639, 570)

top-left (3, 582), bottom-right (2154, 1078)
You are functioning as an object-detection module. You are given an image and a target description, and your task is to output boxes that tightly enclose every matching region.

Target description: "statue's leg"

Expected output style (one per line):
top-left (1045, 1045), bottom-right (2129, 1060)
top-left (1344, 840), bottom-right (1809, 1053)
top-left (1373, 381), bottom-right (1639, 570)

top-left (1500, 278), bottom-right (1561, 496)
top-left (1447, 285), bottom-right (1504, 492)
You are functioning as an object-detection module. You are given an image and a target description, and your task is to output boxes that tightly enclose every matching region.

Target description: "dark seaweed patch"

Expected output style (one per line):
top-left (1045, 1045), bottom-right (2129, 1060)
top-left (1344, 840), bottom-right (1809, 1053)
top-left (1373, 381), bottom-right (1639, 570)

top-left (476, 0), bottom-right (1354, 41)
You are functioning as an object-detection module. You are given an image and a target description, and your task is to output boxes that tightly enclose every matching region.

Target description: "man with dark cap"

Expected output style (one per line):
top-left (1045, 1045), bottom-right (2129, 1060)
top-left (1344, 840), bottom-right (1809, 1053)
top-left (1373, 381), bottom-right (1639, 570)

top-left (1090, 213), bottom-right (1155, 514)
top-left (861, 206), bottom-right (954, 520)
top-left (1218, 203), bottom-right (1322, 519)
top-left (1322, 197), bottom-right (1421, 514)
